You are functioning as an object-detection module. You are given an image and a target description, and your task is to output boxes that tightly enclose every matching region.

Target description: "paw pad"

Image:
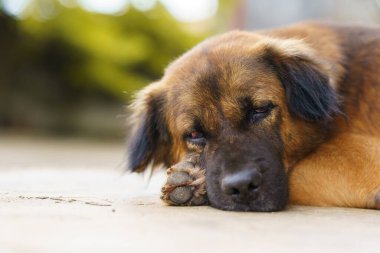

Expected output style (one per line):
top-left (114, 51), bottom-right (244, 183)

top-left (161, 155), bottom-right (208, 206)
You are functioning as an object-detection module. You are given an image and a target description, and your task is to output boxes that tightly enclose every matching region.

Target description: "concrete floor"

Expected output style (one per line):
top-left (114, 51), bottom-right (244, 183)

top-left (0, 135), bottom-right (379, 253)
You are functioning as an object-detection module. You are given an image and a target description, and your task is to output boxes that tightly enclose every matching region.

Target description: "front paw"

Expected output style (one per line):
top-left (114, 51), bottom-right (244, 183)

top-left (161, 155), bottom-right (207, 206)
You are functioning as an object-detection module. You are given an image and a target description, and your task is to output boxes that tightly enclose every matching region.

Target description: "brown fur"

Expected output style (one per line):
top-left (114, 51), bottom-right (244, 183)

top-left (127, 22), bottom-right (380, 210)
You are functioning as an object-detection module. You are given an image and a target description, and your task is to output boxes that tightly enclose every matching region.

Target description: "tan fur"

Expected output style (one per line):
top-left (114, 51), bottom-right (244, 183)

top-left (289, 134), bottom-right (380, 208)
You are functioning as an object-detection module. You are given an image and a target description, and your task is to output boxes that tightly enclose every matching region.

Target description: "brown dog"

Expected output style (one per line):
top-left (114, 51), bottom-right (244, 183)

top-left (126, 22), bottom-right (380, 211)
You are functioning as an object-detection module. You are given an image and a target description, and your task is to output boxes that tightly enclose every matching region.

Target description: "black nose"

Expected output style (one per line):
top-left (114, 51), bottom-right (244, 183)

top-left (221, 169), bottom-right (262, 200)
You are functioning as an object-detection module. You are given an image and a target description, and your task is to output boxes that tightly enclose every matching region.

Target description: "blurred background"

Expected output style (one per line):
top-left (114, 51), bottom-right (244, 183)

top-left (1, 0), bottom-right (380, 140)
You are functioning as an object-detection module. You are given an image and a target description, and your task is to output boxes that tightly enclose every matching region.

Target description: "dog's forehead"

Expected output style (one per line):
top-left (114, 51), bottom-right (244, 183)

top-left (163, 35), bottom-right (284, 133)
top-left (164, 40), bottom-right (272, 97)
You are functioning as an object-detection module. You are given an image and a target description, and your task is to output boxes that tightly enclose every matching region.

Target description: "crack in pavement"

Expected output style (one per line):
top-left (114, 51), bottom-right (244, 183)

top-left (4, 195), bottom-right (114, 207)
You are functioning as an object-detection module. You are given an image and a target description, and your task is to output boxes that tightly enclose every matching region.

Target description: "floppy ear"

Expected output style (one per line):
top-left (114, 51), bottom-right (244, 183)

top-left (126, 82), bottom-right (170, 172)
top-left (260, 39), bottom-right (341, 121)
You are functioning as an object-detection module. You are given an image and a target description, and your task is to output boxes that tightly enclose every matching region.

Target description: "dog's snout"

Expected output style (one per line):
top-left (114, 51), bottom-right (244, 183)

top-left (221, 169), bottom-right (262, 200)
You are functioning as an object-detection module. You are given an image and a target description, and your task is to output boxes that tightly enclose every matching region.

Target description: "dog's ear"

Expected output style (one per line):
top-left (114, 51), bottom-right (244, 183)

top-left (260, 38), bottom-right (340, 121)
top-left (126, 82), bottom-right (170, 172)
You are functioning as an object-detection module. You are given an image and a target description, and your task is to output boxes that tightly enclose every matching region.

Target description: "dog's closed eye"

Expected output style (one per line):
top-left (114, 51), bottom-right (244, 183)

top-left (250, 103), bottom-right (275, 123)
top-left (185, 130), bottom-right (207, 147)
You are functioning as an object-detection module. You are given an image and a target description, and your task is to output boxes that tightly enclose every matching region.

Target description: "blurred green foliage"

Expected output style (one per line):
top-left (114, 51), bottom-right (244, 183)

top-left (0, 0), bottom-right (210, 136)
top-left (2, 0), bottom-right (201, 98)
top-left (18, 1), bottom-right (204, 98)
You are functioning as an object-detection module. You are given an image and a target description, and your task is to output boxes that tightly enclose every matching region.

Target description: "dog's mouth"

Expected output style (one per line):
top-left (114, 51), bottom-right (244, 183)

top-left (205, 163), bottom-right (289, 212)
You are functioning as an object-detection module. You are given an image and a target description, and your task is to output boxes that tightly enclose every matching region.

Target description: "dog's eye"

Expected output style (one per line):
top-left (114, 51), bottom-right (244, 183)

top-left (190, 131), bottom-right (203, 139)
top-left (185, 130), bottom-right (206, 146)
top-left (250, 103), bottom-right (274, 123)
top-left (254, 107), bottom-right (270, 114)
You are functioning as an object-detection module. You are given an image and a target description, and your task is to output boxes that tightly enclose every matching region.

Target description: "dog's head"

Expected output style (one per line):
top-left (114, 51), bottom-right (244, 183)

top-left (126, 31), bottom-right (340, 211)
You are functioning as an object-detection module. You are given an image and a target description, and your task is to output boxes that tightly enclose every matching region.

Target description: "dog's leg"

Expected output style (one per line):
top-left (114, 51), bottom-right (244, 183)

top-left (289, 133), bottom-right (380, 209)
top-left (161, 153), bottom-right (208, 206)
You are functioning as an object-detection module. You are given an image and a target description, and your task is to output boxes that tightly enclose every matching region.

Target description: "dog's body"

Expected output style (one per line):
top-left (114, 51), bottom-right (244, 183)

top-left (127, 22), bottom-right (380, 211)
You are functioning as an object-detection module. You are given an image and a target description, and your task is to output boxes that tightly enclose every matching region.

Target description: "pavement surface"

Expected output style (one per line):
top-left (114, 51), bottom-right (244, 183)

top-left (0, 135), bottom-right (379, 253)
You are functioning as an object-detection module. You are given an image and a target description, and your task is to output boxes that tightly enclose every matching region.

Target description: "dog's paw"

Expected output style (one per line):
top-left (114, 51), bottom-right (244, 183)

top-left (161, 155), bottom-right (207, 206)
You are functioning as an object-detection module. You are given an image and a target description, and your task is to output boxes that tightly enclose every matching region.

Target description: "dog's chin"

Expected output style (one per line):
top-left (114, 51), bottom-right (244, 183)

top-left (206, 180), bottom-right (289, 212)
top-left (207, 191), bottom-right (288, 212)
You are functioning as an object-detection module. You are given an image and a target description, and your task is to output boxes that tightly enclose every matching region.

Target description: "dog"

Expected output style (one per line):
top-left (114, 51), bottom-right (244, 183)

top-left (126, 22), bottom-right (380, 211)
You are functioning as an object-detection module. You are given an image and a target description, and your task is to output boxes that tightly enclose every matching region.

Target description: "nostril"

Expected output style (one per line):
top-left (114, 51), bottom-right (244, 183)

top-left (223, 185), bottom-right (240, 196)
top-left (231, 188), bottom-right (240, 196)
top-left (221, 169), bottom-right (262, 198)
top-left (249, 172), bottom-right (262, 191)
top-left (248, 182), bottom-right (258, 192)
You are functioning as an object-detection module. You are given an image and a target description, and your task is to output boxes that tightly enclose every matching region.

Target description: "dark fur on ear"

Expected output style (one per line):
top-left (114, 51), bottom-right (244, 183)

top-left (261, 40), bottom-right (341, 121)
top-left (126, 84), bottom-right (170, 172)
